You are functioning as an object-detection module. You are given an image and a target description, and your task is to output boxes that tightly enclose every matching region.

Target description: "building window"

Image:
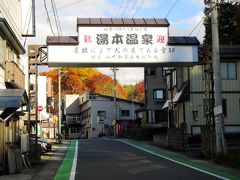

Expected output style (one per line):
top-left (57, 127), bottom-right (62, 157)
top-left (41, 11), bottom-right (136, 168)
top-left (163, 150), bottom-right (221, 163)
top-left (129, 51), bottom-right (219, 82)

top-left (70, 128), bottom-right (77, 133)
top-left (221, 62), bottom-right (237, 80)
top-left (153, 89), bottom-right (165, 100)
top-left (146, 67), bottom-right (156, 75)
top-left (166, 69), bottom-right (177, 87)
top-left (89, 95), bottom-right (96, 100)
top-left (97, 111), bottom-right (106, 118)
top-left (222, 99), bottom-right (227, 117)
top-left (67, 115), bottom-right (80, 123)
top-left (81, 109), bottom-right (91, 120)
top-left (0, 35), bottom-right (4, 65)
top-left (121, 110), bottom-right (130, 117)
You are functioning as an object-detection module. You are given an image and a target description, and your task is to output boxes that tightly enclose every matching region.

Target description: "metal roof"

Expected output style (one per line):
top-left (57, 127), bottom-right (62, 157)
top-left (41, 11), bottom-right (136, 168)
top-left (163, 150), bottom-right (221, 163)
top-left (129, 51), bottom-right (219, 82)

top-left (47, 36), bottom-right (200, 46)
top-left (77, 18), bottom-right (170, 27)
top-left (168, 36), bottom-right (200, 45)
top-left (220, 45), bottom-right (240, 59)
top-left (47, 36), bottom-right (79, 45)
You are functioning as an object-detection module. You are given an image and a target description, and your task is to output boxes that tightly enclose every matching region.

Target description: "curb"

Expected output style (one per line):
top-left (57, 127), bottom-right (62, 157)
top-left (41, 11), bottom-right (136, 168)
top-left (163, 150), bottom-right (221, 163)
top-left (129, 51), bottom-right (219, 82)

top-left (116, 139), bottom-right (240, 180)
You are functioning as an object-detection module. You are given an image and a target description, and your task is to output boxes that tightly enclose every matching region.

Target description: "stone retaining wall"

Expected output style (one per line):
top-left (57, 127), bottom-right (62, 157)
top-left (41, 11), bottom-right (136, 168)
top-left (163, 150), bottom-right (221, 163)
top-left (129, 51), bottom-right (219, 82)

top-left (200, 126), bottom-right (216, 157)
top-left (153, 123), bottom-right (188, 151)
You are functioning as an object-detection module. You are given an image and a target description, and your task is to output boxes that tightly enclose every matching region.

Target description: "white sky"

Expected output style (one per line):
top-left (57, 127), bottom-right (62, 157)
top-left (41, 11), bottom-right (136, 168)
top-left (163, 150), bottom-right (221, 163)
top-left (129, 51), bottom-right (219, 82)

top-left (22, 0), bottom-right (205, 85)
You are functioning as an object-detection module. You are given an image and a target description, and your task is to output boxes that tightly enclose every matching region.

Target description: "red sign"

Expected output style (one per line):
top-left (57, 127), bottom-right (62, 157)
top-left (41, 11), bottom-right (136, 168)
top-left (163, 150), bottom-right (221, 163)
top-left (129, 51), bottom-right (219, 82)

top-left (37, 105), bottom-right (43, 112)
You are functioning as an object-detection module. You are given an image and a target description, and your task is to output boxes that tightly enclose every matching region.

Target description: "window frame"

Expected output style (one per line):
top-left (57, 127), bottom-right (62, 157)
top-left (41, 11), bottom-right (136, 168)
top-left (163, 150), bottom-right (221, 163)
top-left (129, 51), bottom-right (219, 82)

top-left (220, 62), bottom-right (237, 80)
top-left (153, 89), bottom-right (166, 100)
top-left (67, 114), bottom-right (80, 123)
top-left (121, 110), bottom-right (130, 117)
top-left (70, 127), bottom-right (77, 134)
top-left (97, 111), bottom-right (106, 118)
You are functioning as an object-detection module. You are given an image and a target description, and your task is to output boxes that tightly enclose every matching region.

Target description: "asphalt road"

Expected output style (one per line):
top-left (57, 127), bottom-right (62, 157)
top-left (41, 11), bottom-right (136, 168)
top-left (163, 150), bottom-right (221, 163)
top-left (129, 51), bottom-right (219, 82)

top-left (74, 138), bottom-right (220, 180)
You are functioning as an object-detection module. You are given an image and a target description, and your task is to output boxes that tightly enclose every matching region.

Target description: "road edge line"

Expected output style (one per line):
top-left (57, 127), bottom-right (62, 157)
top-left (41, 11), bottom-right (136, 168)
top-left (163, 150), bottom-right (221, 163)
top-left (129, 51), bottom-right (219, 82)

top-left (70, 140), bottom-right (78, 180)
top-left (115, 139), bottom-right (230, 180)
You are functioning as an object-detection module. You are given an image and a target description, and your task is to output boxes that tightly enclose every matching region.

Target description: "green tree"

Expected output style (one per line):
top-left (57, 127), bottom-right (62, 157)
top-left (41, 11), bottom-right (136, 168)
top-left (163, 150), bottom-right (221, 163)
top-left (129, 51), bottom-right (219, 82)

top-left (204, 1), bottom-right (240, 45)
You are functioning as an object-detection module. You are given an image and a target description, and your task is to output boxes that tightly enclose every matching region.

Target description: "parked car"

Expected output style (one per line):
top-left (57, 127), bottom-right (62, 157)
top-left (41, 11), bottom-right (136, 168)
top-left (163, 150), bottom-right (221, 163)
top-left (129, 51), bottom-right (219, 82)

top-left (30, 134), bottom-right (52, 153)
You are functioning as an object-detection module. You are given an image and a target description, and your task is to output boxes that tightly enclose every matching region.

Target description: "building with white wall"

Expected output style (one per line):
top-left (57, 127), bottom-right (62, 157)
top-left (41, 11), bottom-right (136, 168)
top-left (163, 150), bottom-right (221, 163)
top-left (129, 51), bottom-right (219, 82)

top-left (64, 92), bottom-right (143, 139)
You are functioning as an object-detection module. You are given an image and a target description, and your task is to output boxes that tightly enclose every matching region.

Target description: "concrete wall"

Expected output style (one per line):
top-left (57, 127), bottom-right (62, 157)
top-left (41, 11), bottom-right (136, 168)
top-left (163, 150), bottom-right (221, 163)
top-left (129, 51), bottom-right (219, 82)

top-left (64, 94), bottom-right (80, 114)
top-left (38, 76), bottom-right (47, 120)
top-left (78, 92), bottom-right (142, 138)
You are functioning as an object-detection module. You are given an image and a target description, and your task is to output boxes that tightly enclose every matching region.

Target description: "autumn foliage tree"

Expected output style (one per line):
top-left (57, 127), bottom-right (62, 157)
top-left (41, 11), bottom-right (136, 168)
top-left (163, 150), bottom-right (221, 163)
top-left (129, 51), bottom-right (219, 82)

top-left (124, 80), bottom-right (145, 103)
top-left (41, 68), bottom-right (129, 114)
top-left (86, 73), bottom-right (127, 99)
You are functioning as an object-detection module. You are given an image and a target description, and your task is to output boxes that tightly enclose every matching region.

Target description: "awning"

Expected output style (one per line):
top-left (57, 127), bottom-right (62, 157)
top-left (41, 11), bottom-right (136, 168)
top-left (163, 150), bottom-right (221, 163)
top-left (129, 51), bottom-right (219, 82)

top-left (0, 89), bottom-right (29, 120)
top-left (162, 100), bottom-right (171, 109)
top-left (162, 80), bottom-right (190, 109)
top-left (173, 80), bottom-right (190, 103)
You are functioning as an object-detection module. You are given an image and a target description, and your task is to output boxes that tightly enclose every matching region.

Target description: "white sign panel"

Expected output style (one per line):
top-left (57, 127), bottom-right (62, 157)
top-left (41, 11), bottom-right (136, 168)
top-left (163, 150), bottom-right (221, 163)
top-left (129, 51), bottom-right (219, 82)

top-left (214, 105), bottom-right (223, 116)
top-left (48, 26), bottom-right (198, 67)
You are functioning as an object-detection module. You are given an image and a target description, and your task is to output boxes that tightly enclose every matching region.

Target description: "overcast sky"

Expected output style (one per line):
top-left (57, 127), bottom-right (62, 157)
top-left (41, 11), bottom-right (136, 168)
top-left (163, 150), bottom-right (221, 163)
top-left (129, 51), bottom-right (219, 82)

top-left (22, 0), bottom-right (205, 85)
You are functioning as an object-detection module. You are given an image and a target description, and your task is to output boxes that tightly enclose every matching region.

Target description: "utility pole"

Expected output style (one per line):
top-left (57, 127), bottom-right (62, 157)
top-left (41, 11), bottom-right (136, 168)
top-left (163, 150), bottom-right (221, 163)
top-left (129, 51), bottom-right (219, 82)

top-left (210, 0), bottom-right (227, 154)
top-left (58, 68), bottom-right (61, 135)
top-left (111, 68), bottom-right (118, 136)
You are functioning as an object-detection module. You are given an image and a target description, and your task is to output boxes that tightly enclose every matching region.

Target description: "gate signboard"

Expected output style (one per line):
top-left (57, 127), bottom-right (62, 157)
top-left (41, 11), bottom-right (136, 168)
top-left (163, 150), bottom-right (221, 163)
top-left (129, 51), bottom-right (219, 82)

top-left (47, 18), bottom-right (199, 67)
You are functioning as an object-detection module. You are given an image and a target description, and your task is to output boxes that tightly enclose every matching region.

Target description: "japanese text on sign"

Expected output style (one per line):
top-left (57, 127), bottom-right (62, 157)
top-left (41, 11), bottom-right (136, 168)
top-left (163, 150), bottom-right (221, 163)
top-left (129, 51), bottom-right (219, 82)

top-left (76, 26), bottom-right (169, 61)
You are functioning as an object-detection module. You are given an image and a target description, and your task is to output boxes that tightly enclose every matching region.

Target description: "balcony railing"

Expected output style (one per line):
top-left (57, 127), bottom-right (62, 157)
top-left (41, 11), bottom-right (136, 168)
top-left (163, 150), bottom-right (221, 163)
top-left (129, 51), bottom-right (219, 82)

top-left (5, 61), bottom-right (25, 89)
top-left (67, 119), bottom-right (81, 124)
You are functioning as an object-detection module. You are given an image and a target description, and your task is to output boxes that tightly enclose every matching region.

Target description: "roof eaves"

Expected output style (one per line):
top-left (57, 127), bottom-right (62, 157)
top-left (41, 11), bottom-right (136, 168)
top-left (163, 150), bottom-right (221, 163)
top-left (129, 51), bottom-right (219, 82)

top-left (0, 18), bottom-right (26, 54)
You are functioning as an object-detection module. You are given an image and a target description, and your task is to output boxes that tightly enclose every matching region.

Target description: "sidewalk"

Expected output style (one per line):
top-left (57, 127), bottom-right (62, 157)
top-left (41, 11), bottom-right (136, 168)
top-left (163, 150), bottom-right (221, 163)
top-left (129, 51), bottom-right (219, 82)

top-left (121, 139), bottom-right (240, 178)
top-left (0, 140), bottom-right (70, 180)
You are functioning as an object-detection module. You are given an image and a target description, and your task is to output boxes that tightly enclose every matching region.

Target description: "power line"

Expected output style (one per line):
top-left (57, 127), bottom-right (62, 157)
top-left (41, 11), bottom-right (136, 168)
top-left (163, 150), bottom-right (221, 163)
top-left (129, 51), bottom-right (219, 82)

top-left (125, 0), bottom-right (138, 18)
top-left (188, 17), bottom-right (205, 36)
top-left (188, 7), bottom-right (213, 36)
top-left (132, 0), bottom-right (145, 18)
top-left (196, 19), bottom-right (204, 38)
top-left (23, 2), bottom-right (32, 47)
top-left (165, 0), bottom-right (178, 18)
top-left (23, 2), bottom-right (32, 32)
top-left (39, 0), bottom-right (84, 17)
top-left (120, 0), bottom-right (131, 17)
top-left (115, 0), bottom-right (125, 18)
top-left (53, 0), bottom-right (62, 35)
top-left (51, 0), bottom-right (60, 36)
top-left (44, 0), bottom-right (55, 35)
top-left (50, 0), bottom-right (62, 36)
top-left (123, 0), bottom-right (134, 18)
top-left (152, 0), bottom-right (167, 17)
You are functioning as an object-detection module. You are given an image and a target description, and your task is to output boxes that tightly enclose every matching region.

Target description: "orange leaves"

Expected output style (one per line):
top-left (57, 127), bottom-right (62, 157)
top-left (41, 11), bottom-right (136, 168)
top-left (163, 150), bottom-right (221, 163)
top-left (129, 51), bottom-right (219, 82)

top-left (42, 67), bottom-right (128, 100)
top-left (124, 80), bottom-right (145, 103)
top-left (86, 73), bottom-right (127, 99)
